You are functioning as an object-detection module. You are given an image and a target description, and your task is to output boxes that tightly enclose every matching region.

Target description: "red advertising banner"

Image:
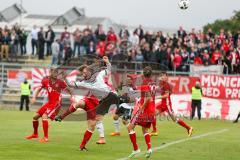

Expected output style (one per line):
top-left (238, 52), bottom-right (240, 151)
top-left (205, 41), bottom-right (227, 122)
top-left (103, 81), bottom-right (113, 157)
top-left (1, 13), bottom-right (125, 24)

top-left (201, 74), bottom-right (240, 99)
top-left (7, 70), bottom-right (32, 87)
top-left (168, 76), bottom-right (200, 94)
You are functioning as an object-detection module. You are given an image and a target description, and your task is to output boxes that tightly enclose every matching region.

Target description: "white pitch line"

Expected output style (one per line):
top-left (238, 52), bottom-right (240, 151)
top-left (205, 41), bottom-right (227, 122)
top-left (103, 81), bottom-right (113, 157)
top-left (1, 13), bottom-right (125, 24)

top-left (116, 129), bottom-right (228, 160)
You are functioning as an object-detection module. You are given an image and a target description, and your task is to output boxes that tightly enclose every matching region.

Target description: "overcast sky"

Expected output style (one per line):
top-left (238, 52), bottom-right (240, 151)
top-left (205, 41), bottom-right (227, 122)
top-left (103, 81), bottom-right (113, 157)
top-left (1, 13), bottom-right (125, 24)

top-left (1, 0), bottom-right (240, 30)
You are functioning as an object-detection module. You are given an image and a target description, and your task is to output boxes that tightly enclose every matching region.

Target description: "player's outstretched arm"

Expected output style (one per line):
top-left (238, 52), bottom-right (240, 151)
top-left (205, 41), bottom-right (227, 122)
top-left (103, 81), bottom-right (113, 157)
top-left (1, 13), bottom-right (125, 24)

top-left (31, 88), bottom-right (42, 104)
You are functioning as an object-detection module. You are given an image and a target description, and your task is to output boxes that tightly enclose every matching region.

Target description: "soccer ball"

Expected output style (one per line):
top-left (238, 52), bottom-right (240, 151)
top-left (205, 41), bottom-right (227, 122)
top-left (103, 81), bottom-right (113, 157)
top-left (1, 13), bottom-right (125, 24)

top-left (178, 0), bottom-right (189, 10)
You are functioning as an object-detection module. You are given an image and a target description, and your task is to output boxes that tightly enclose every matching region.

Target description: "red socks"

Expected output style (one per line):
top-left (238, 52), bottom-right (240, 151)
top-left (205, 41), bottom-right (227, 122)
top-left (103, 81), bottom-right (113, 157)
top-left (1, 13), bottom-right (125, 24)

top-left (33, 120), bottom-right (39, 135)
top-left (129, 131), bottom-right (138, 151)
top-left (42, 120), bottom-right (49, 138)
top-left (144, 133), bottom-right (151, 150)
top-left (61, 105), bottom-right (76, 119)
top-left (80, 129), bottom-right (93, 148)
top-left (152, 118), bottom-right (157, 132)
top-left (177, 119), bottom-right (190, 130)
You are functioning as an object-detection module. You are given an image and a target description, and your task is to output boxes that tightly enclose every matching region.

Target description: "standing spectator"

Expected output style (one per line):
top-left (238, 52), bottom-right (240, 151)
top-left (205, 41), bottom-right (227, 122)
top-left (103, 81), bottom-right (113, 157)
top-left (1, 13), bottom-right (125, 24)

top-left (134, 25), bottom-right (144, 40)
top-left (142, 43), bottom-right (151, 61)
top-left (10, 29), bottom-right (18, 62)
top-left (37, 27), bottom-right (45, 60)
top-left (107, 27), bottom-right (118, 44)
top-left (191, 82), bottom-right (202, 120)
top-left (51, 39), bottom-right (60, 65)
top-left (229, 49), bottom-right (239, 73)
top-left (130, 31), bottom-right (140, 48)
top-left (45, 26), bottom-right (55, 56)
top-left (172, 48), bottom-right (182, 71)
top-left (60, 26), bottom-right (70, 42)
top-left (95, 24), bottom-right (106, 42)
top-left (211, 49), bottom-right (221, 64)
top-left (20, 78), bottom-right (31, 111)
top-left (119, 26), bottom-right (130, 39)
top-left (73, 28), bottom-right (82, 57)
top-left (1, 30), bottom-right (11, 61)
top-left (81, 30), bottom-right (93, 55)
top-left (19, 28), bottom-right (28, 55)
top-left (177, 26), bottom-right (187, 39)
top-left (87, 41), bottom-right (96, 55)
top-left (31, 25), bottom-right (38, 55)
top-left (193, 55), bottom-right (203, 65)
top-left (96, 41), bottom-right (106, 57)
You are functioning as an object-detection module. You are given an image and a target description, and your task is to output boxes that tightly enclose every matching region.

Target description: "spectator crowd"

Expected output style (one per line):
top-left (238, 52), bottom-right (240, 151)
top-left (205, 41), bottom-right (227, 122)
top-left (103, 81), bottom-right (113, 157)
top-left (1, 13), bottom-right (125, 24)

top-left (0, 23), bottom-right (240, 74)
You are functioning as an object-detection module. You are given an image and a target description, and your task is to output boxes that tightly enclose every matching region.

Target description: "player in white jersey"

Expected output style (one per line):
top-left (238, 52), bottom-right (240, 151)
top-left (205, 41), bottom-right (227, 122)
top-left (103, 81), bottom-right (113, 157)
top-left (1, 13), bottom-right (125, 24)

top-left (66, 56), bottom-right (119, 146)
top-left (110, 75), bottom-right (140, 136)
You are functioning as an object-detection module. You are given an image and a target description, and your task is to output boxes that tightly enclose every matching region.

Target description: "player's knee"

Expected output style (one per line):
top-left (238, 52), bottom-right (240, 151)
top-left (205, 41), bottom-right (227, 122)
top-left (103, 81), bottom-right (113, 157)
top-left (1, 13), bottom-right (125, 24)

top-left (33, 114), bottom-right (40, 120)
top-left (96, 115), bottom-right (103, 121)
top-left (122, 120), bottom-right (128, 126)
top-left (42, 114), bottom-right (48, 120)
top-left (113, 115), bottom-right (119, 120)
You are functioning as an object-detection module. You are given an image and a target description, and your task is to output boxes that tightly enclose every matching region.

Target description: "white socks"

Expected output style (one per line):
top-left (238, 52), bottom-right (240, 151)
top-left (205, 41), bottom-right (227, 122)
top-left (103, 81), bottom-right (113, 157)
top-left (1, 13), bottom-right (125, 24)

top-left (113, 119), bottom-right (120, 133)
top-left (96, 121), bottom-right (105, 138)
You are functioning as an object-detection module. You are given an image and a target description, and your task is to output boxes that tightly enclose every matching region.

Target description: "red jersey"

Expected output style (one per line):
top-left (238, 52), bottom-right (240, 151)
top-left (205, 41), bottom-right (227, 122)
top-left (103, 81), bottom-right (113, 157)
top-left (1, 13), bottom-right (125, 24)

top-left (41, 77), bottom-right (67, 103)
top-left (137, 85), bottom-right (155, 116)
top-left (159, 80), bottom-right (173, 106)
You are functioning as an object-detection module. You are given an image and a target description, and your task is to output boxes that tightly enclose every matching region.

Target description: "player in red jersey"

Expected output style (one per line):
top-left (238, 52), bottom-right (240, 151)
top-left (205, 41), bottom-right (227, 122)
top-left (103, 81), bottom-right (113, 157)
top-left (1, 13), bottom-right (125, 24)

top-left (127, 67), bottom-right (155, 159)
top-left (152, 71), bottom-right (193, 137)
top-left (25, 67), bottom-right (72, 142)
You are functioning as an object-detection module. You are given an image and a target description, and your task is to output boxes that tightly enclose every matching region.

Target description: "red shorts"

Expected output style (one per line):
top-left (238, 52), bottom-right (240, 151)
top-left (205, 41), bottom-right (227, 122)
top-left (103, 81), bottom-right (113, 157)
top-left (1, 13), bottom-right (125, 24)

top-left (37, 101), bottom-right (61, 120)
top-left (83, 96), bottom-right (99, 120)
top-left (131, 111), bottom-right (154, 129)
top-left (156, 103), bottom-right (174, 114)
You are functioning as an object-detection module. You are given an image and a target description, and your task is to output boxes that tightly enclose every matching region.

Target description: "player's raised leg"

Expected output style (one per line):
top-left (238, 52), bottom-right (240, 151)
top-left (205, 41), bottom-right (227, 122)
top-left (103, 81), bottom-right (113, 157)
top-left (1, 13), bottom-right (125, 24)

top-left (168, 111), bottom-right (193, 137)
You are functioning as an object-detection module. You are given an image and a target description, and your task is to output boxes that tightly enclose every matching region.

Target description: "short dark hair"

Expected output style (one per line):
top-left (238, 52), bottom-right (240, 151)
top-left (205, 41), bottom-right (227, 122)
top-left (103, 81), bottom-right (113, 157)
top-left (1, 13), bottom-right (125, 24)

top-left (78, 65), bottom-right (88, 72)
top-left (143, 66), bottom-right (152, 78)
top-left (160, 71), bottom-right (167, 76)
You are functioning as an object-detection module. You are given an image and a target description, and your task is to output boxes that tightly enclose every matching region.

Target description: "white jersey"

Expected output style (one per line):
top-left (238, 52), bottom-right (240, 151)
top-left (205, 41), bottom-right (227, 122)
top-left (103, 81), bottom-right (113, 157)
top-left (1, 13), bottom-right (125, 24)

top-left (72, 64), bottom-right (116, 100)
top-left (119, 103), bottom-right (134, 109)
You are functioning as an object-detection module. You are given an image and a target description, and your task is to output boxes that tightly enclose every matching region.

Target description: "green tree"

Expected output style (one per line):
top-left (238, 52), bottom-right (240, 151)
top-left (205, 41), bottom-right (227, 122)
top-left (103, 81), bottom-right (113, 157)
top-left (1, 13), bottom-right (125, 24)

top-left (203, 10), bottom-right (240, 34)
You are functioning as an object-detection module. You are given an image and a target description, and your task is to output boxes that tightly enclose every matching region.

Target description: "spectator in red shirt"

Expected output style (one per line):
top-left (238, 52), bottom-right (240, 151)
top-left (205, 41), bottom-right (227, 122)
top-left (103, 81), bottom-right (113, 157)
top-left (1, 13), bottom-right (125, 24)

top-left (60, 26), bottom-right (70, 42)
top-left (172, 48), bottom-right (182, 71)
top-left (107, 27), bottom-right (117, 44)
top-left (96, 41), bottom-right (106, 57)
top-left (193, 55), bottom-right (203, 65)
top-left (223, 39), bottom-right (231, 53)
top-left (211, 49), bottom-right (221, 64)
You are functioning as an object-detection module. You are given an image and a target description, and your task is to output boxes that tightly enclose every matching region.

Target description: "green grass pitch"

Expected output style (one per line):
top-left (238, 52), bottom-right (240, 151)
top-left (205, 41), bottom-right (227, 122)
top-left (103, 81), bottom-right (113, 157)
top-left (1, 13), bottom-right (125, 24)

top-left (0, 110), bottom-right (240, 160)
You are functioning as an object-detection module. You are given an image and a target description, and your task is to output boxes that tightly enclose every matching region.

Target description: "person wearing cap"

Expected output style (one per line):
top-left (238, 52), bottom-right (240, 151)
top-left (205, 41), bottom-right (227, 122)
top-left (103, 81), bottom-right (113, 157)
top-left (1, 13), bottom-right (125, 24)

top-left (191, 81), bottom-right (202, 120)
top-left (20, 78), bottom-right (31, 111)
